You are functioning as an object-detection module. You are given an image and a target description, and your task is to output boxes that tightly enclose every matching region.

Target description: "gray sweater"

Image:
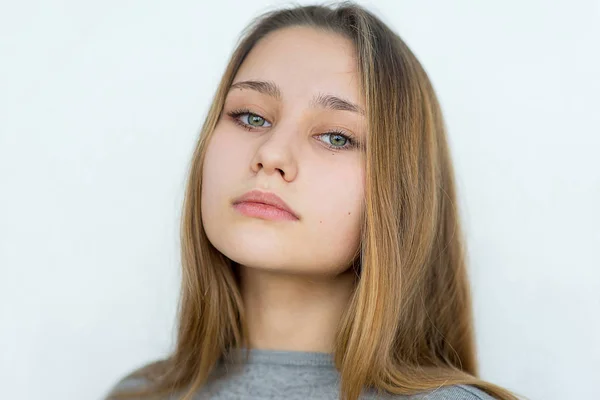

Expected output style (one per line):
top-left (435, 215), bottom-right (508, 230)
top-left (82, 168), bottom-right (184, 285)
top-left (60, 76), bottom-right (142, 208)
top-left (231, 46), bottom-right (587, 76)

top-left (106, 349), bottom-right (495, 399)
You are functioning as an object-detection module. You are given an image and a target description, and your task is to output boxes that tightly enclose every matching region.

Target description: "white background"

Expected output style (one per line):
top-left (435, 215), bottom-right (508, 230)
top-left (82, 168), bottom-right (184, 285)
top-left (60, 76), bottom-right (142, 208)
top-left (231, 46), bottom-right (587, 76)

top-left (1, 1), bottom-right (598, 399)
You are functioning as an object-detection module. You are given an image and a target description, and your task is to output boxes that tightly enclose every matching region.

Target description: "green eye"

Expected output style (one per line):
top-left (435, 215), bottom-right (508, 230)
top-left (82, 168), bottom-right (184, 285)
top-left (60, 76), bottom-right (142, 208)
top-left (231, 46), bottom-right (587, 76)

top-left (318, 130), bottom-right (357, 150)
top-left (329, 134), bottom-right (347, 147)
top-left (247, 113), bottom-right (266, 127)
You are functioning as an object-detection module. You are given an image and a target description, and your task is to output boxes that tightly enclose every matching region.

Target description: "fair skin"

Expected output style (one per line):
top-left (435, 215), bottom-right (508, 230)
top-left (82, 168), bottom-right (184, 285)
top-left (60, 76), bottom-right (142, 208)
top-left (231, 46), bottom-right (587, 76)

top-left (201, 26), bottom-right (366, 353)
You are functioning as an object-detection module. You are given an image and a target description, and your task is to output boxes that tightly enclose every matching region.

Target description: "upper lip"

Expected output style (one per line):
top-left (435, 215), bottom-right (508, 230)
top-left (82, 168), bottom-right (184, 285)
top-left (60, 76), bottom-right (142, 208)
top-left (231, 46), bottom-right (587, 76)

top-left (232, 190), bottom-right (299, 219)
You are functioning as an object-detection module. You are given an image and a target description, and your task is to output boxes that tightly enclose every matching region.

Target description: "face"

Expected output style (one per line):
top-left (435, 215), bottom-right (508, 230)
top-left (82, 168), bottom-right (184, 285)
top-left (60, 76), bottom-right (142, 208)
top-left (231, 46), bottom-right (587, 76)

top-left (201, 26), bottom-right (366, 277)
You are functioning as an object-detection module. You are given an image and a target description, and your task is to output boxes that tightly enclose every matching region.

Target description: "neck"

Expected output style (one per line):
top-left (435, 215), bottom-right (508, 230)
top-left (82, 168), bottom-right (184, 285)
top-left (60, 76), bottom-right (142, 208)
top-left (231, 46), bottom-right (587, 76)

top-left (238, 265), bottom-right (357, 353)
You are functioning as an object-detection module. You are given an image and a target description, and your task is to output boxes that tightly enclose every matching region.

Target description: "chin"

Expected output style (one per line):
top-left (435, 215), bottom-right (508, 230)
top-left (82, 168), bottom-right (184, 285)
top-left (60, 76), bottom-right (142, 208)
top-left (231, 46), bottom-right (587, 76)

top-left (242, 243), bottom-right (296, 269)
top-left (205, 222), bottom-right (358, 276)
top-left (221, 242), bottom-right (352, 278)
top-left (208, 227), bottom-right (294, 269)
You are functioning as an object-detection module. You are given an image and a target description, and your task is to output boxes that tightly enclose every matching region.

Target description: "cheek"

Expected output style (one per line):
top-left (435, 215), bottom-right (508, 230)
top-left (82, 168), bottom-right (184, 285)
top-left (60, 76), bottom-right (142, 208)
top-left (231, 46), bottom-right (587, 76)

top-left (306, 163), bottom-right (364, 257)
top-left (201, 129), bottom-right (247, 221)
top-left (316, 163), bottom-right (364, 217)
top-left (202, 128), bottom-right (247, 191)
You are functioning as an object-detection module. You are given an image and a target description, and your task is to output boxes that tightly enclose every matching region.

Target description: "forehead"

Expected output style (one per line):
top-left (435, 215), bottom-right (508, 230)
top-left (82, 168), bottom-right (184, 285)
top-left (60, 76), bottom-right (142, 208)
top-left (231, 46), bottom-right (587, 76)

top-left (233, 26), bottom-right (362, 106)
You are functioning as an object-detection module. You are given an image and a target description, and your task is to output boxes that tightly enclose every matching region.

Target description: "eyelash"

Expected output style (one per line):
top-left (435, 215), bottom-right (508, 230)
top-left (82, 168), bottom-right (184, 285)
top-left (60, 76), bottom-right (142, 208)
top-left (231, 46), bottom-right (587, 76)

top-left (225, 108), bottom-right (359, 151)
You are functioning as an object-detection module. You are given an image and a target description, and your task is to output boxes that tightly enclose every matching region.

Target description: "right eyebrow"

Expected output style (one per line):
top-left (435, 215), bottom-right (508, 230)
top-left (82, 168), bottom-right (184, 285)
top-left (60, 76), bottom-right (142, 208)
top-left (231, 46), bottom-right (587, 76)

top-left (229, 80), bottom-right (282, 101)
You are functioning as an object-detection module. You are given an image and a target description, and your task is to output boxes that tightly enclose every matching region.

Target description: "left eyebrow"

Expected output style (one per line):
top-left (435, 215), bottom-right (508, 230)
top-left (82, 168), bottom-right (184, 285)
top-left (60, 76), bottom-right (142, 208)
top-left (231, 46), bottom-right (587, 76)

top-left (310, 92), bottom-right (365, 115)
top-left (229, 79), bottom-right (365, 116)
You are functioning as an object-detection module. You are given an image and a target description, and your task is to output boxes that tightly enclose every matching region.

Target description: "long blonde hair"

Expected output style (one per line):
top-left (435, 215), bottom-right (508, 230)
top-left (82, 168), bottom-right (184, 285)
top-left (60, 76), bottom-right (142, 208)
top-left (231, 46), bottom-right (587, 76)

top-left (109, 2), bottom-right (518, 400)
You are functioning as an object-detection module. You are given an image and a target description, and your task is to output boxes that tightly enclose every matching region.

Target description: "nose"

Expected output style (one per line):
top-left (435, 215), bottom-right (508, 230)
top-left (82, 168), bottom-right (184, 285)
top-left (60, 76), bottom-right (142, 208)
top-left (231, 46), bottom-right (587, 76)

top-left (250, 127), bottom-right (298, 182)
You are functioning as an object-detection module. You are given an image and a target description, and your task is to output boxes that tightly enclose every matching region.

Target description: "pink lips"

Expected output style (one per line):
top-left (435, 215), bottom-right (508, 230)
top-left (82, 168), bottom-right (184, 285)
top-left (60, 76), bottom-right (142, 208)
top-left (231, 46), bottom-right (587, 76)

top-left (232, 190), bottom-right (299, 221)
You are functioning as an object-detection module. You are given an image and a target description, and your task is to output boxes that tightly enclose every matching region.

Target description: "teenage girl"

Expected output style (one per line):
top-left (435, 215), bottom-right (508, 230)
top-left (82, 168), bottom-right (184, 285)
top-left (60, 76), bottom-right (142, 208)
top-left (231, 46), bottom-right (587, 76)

top-left (106, 3), bottom-right (519, 400)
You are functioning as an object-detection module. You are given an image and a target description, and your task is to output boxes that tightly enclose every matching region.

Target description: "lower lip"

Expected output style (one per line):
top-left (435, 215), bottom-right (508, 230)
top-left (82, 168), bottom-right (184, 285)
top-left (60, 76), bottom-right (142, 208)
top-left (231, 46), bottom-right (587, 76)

top-left (233, 202), bottom-right (298, 221)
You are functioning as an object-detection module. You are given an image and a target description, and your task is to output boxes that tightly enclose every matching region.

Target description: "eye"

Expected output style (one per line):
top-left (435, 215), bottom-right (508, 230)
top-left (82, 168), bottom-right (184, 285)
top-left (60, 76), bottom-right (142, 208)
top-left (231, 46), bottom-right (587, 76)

top-left (227, 109), bottom-right (272, 129)
top-left (321, 133), bottom-right (348, 148)
top-left (317, 130), bottom-right (358, 151)
top-left (245, 113), bottom-right (268, 127)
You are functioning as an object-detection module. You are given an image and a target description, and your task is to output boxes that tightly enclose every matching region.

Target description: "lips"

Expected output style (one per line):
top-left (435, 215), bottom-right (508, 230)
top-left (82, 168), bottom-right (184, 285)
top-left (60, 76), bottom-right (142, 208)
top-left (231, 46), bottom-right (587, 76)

top-left (232, 189), bottom-right (299, 219)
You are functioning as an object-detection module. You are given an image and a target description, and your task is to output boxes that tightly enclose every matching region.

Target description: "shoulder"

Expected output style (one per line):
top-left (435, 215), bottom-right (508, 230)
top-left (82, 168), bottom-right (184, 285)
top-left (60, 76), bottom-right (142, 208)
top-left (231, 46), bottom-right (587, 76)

top-left (103, 360), bottom-right (167, 400)
top-left (402, 384), bottom-right (497, 400)
top-left (104, 375), bottom-right (150, 400)
top-left (107, 375), bottom-right (149, 391)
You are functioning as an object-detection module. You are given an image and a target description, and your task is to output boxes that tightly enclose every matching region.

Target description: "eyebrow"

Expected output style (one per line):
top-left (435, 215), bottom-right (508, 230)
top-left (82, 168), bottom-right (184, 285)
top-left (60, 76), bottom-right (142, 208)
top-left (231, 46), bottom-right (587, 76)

top-left (229, 79), bottom-right (365, 115)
